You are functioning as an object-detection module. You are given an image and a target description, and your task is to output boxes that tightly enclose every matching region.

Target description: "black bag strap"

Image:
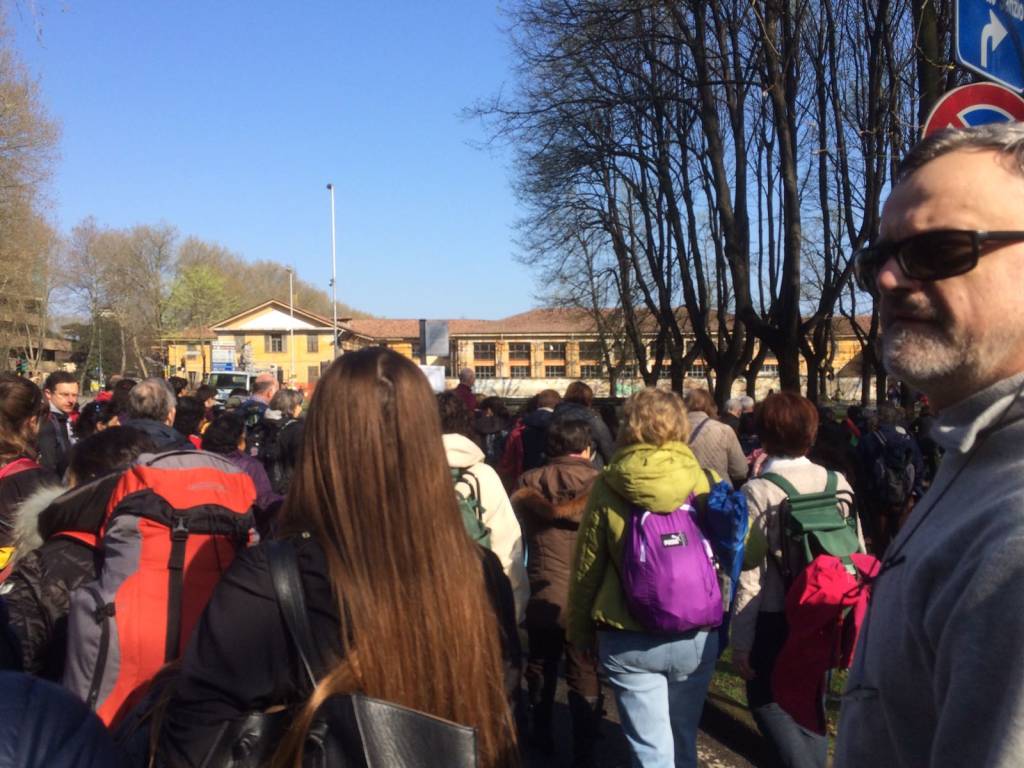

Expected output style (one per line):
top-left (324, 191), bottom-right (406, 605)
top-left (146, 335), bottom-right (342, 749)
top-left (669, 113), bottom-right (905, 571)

top-left (266, 536), bottom-right (325, 692)
top-left (690, 418), bottom-right (710, 444)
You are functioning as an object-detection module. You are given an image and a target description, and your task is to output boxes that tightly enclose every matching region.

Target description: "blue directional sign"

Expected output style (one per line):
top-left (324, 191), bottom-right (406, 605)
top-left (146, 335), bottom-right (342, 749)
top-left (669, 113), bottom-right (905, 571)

top-left (957, 0), bottom-right (1024, 92)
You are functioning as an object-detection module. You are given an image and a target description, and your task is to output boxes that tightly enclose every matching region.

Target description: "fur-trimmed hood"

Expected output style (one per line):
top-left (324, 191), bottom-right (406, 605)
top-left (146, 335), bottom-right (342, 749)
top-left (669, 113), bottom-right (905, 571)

top-left (9, 483), bottom-right (64, 566)
top-left (511, 486), bottom-right (589, 526)
top-left (9, 473), bottom-right (121, 568)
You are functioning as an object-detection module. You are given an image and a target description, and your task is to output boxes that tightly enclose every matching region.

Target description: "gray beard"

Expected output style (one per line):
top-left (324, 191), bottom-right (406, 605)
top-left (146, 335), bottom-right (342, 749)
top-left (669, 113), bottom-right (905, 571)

top-left (882, 322), bottom-right (971, 389)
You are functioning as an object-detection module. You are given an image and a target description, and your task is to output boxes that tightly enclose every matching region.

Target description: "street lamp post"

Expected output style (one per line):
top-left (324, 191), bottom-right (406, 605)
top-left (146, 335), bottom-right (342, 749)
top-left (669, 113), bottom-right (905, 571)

top-left (286, 266), bottom-right (295, 384)
top-left (327, 183), bottom-right (339, 358)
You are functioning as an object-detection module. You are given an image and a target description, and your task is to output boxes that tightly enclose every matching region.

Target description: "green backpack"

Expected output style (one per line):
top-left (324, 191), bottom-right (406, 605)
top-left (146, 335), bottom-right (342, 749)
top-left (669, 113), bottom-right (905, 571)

top-left (452, 468), bottom-right (491, 550)
top-left (761, 471), bottom-right (859, 585)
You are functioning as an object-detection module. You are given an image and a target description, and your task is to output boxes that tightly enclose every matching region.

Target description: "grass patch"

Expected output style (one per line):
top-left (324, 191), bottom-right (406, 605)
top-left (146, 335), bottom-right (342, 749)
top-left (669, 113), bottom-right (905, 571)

top-left (710, 649), bottom-right (848, 737)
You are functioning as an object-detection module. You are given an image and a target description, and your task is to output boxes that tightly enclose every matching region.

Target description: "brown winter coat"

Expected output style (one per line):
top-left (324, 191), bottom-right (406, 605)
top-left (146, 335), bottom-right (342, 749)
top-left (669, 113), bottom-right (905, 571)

top-left (511, 456), bottom-right (597, 630)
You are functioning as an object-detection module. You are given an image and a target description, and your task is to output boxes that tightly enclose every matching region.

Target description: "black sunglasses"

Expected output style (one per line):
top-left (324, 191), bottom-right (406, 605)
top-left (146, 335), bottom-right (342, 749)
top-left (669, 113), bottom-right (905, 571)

top-left (854, 229), bottom-right (1024, 294)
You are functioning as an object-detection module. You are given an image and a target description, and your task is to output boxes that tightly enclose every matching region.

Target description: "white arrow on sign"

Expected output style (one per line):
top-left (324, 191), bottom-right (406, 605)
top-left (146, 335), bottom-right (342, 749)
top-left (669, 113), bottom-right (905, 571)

top-left (982, 10), bottom-right (1008, 69)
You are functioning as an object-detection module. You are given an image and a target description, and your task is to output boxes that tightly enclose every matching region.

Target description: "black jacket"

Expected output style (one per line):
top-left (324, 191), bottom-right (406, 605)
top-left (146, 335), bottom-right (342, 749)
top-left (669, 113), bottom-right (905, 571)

top-left (124, 419), bottom-right (193, 452)
top-left (0, 463), bottom-right (58, 548)
top-left (2, 475), bottom-right (117, 680)
top-left (521, 409), bottom-right (555, 471)
top-left (0, 671), bottom-right (125, 768)
top-left (158, 536), bottom-right (519, 767)
top-left (37, 410), bottom-right (72, 478)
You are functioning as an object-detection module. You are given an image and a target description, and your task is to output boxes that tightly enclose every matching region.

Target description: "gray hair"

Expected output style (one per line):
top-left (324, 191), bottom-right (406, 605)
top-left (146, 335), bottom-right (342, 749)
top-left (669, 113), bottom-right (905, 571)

top-left (739, 395), bottom-right (754, 410)
top-left (128, 378), bottom-right (176, 422)
top-left (270, 388), bottom-right (303, 415)
top-left (459, 367), bottom-right (475, 385)
top-left (898, 123), bottom-right (1024, 182)
top-left (725, 397), bottom-right (742, 415)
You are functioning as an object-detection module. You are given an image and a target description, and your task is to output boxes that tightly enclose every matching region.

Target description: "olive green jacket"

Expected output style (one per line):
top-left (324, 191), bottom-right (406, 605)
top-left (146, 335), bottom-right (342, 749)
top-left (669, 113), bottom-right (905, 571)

top-left (566, 441), bottom-right (714, 649)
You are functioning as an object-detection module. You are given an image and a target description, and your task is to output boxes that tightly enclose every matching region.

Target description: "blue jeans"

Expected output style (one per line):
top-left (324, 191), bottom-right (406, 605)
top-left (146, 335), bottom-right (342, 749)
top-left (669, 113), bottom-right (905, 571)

top-left (598, 629), bottom-right (718, 768)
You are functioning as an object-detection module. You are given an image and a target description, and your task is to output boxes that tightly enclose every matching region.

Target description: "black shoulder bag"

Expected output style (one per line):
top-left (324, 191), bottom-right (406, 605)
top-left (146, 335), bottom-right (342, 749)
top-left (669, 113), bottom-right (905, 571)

top-left (202, 537), bottom-right (479, 768)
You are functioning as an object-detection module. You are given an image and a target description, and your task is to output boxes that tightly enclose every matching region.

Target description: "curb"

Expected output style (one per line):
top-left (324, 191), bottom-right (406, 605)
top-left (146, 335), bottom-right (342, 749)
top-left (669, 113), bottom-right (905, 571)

top-left (700, 692), bottom-right (767, 766)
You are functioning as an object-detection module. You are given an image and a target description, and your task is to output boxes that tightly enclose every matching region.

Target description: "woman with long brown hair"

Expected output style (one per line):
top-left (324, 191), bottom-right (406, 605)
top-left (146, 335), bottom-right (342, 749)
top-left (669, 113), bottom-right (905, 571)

top-left (157, 348), bottom-right (518, 767)
top-left (0, 374), bottom-right (56, 569)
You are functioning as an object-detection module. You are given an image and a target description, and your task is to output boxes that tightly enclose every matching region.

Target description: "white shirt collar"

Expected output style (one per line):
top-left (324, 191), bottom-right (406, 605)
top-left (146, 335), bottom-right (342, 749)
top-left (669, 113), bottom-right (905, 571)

top-left (761, 455), bottom-right (812, 473)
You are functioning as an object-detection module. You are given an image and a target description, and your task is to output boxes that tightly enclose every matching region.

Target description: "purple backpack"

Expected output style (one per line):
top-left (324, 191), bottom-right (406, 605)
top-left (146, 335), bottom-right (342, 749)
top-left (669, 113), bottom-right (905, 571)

top-left (621, 494), bottom-right (723, 633)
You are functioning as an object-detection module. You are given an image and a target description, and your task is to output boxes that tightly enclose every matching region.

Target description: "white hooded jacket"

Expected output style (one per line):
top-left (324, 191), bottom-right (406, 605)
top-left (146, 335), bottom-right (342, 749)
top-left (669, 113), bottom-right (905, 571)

top-left (443, 433), bottom-right (528, 624)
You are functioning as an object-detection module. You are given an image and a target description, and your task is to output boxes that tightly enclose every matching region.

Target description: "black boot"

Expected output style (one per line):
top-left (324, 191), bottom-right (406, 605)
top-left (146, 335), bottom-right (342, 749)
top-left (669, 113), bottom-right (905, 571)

top-left (568, 692), bottom-right (603, 768)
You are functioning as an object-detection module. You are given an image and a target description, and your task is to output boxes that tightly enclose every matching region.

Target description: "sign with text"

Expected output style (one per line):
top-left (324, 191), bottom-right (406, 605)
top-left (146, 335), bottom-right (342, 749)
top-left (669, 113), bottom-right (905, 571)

top-left (956, 0), bottom-right (1024, 91)
top-left (922, 82), bottom-right (1024, 136)
top-left (211, 343), bottom-right (236, 373)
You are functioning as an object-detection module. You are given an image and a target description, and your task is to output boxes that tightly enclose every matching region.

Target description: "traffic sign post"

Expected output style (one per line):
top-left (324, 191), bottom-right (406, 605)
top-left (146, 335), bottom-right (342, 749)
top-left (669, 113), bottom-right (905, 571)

top-left (923, 82), bottom-right (1024, 137)
top-left (956, 0), bottom-right (1024, 91)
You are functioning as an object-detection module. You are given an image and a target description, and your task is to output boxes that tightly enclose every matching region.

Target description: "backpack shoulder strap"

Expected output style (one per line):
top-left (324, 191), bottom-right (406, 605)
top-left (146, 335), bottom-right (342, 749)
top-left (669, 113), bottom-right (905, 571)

top-left (0, 457), bottom-right (40, 480)
top-left (266, 536), bottom-right (325, 692)
top-left (689, 418), bottom-right (710, 444)
top-left (824, 470), bottom-right (838, 495)
top-left (761, 472), bottom-right (800, 499)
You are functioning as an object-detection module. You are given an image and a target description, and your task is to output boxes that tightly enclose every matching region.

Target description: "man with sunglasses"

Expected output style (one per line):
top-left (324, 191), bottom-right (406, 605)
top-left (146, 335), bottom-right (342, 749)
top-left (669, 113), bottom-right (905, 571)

top-left (837, 124), bottom-right (1024, 767)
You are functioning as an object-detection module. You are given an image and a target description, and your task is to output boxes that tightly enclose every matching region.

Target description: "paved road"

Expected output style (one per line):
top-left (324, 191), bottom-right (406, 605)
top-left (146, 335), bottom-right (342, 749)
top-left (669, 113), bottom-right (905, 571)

top-left (521, 679), bottom-right (753, 768)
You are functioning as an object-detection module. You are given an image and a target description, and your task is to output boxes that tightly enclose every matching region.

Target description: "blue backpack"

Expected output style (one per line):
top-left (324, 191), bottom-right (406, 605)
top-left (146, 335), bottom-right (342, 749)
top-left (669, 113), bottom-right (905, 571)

top-left (620, 494), bottom-right (723, 634)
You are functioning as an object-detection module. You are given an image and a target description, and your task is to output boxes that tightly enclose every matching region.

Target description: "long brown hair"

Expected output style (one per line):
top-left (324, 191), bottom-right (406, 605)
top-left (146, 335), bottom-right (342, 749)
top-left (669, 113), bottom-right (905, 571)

top-left (275, 347), bottom-right (517, 767)
top-left (0, 374), bottom-right (45, 464)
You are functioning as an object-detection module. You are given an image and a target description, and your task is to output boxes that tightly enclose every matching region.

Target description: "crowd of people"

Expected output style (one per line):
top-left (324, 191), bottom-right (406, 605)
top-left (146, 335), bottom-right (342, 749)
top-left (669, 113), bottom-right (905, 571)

top-left (0, 122), bottom-right (1022, 768)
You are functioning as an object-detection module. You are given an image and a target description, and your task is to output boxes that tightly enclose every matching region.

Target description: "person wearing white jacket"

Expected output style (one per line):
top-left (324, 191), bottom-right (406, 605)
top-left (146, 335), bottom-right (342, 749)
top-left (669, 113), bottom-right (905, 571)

top-left (439, 393), bottom-right (528, 625)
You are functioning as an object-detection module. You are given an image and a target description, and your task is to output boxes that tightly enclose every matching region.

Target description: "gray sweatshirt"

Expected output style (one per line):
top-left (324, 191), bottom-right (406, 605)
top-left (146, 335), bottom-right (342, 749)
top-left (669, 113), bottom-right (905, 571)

top-left (836, 373), bottom-right (1024, 768)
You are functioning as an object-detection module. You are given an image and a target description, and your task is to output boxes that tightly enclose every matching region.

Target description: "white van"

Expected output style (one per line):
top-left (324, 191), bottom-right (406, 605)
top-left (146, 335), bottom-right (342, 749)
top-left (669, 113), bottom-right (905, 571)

top-left (203, 371), bottom-right (257, 403)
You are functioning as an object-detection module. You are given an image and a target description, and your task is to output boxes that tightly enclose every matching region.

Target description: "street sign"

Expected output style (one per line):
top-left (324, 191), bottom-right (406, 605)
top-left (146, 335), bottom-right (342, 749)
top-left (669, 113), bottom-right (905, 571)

top-left (922, 82), bottom-right (1024, 137)
top-left (956, 0), bottom-right (1024, 91)
top-left (211, 343), bottom-right (236, 373)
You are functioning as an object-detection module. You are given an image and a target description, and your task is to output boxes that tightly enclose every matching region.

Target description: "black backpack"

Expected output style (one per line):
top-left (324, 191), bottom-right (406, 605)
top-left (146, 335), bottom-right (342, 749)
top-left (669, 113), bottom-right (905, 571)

top-left (238, 402), bottom-right (270, 458)
top-left (206, 538), bottom-right (480, 768)
top-left (257, 418), bottom-right (295, 494)
top-left (871, 431), bottom-right (916, 509)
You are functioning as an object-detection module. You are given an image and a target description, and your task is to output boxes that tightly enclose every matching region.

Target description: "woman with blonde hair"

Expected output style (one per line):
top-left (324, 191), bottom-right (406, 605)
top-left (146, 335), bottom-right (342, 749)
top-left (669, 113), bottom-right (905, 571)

top-left (567, 388), bottom-right (719, 768)
top-left (157, 347), bottom-right (518, 767)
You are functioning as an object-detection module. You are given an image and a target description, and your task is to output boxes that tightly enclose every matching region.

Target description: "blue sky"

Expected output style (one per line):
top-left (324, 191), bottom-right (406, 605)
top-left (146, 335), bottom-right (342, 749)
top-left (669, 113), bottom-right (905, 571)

top-left (10, 1), bottom-right (537, 319)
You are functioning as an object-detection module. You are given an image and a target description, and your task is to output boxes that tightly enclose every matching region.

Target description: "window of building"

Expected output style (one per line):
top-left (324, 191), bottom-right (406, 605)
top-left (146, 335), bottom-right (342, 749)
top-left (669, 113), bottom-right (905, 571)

top-left (544, 342), bottom-right (566, 361)
top-left (308, 365), bottom-right (321, 385)
top-left (510, 365), bottom-right (530, 379)
top-left (579, 364), bottom-right (603, 379)
top-left (508, 342), bottom-right (531, 361)
top-left (265, 334), bottom-right (285, 353)
top-left (687, 364), bottom-right (707, 379)
top-left (760, 364), bottom-right (779, 377)
top-left (474, 342), bottom-right (496, 361)
top-left (620, 365), bottom-right (638, 379)
top-left (475, 365), bottom-right (496, 379)
top-left (579, 342), bottom-right (603, 361)
top-left (658, 365), bottom-right (673, 379)
top-left (545, 365), bottom-right (566, 378)
top-left (307, 335), bottom-right (319, 353)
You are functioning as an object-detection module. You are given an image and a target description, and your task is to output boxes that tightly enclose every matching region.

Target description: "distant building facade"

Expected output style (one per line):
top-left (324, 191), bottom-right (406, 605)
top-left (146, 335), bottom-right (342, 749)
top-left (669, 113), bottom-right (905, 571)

top-left (165, 302), bottom-right (867, 398)
top-left (0, 295), bottom-right (73, 377)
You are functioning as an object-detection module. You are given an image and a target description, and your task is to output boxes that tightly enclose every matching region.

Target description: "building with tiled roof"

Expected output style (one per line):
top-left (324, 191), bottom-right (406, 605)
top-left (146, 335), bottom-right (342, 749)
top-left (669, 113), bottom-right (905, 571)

top-left (165, 301), bottom-right (871, 399)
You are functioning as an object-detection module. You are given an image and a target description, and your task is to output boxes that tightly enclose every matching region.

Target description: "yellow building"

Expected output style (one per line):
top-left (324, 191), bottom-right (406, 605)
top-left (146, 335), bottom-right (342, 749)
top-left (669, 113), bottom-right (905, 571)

top-left (165, 300), bottom-right (367, 390)
top-left (166, 302), bottom-right (870, 399)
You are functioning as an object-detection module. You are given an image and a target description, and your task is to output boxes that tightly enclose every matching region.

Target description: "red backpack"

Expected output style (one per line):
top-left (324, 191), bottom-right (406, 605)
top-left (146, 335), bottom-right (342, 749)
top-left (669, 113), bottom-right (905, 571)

top-left (770, 552), bottom-right (880, 733)
top-left (62, 451), bottom-right (256, 726)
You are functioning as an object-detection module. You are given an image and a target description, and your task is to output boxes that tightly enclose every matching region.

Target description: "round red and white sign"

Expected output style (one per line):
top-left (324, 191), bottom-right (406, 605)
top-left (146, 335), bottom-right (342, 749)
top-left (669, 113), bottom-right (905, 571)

top-left (922, 82), bottom-right (1024, 138)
